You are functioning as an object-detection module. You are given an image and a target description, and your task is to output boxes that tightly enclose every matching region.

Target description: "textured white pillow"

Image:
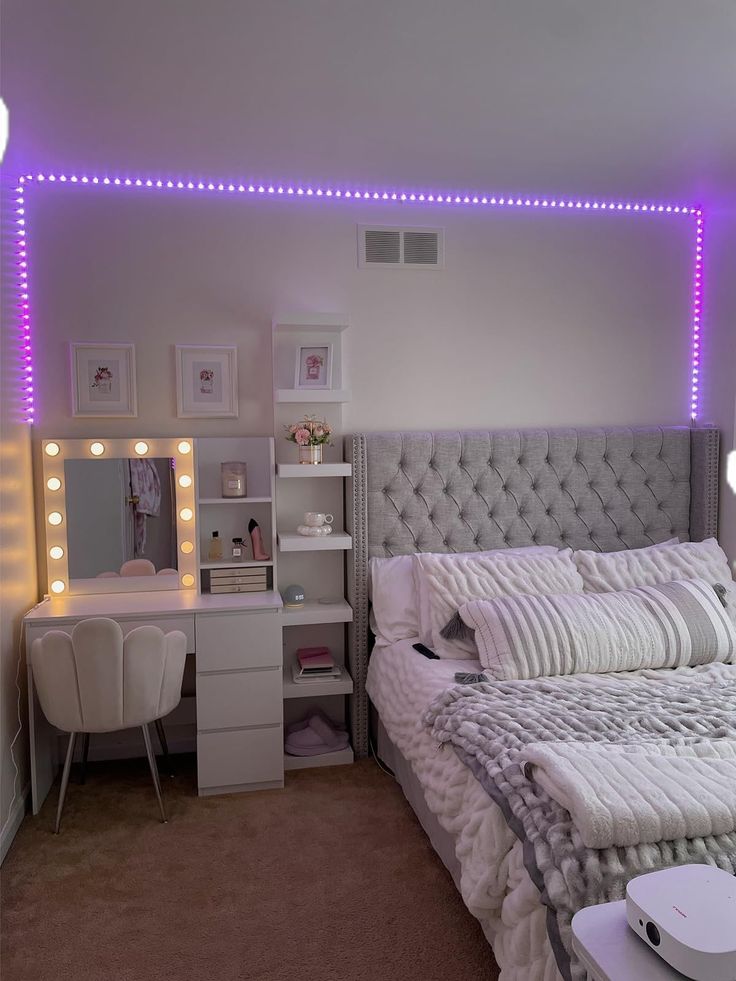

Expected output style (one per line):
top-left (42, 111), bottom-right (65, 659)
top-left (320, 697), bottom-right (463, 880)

top-left (369, 545), bottom-right (557, 647)
top-left (573, 538), bottom-right (736, 628)
top-left (413, 548), bottom-right (583, 658)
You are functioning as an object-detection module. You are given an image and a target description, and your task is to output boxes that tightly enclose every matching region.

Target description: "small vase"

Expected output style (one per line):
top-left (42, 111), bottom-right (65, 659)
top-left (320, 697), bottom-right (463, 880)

top-left (299, 444), bottom-right (323, 465)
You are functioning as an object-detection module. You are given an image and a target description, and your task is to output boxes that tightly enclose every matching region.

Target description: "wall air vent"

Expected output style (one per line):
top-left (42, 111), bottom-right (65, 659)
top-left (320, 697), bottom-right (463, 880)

top-left (358, 225), bottom-right (444, 269)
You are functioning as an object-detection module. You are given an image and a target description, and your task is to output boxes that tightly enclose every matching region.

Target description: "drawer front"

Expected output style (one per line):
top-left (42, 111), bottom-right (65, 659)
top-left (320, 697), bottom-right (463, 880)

top-left (197, 668), bottom-right (282, 731)
top-left (197, 726), bottom-right (283, 789)
top-left (26, 615), bottom-right (196, 654)
top-left (196, 611), bottom-right (280, 672)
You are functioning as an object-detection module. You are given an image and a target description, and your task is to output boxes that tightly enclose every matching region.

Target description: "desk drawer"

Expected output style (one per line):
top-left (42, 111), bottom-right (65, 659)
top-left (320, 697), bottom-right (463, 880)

top-left (196, 611), bottom-right (280, 672)
top-left (26, 615), bottom-right (196, 654)
top-left (197, 668), bottom-right (282, 731)
top-left (197, 726), bottom-right (283, 790)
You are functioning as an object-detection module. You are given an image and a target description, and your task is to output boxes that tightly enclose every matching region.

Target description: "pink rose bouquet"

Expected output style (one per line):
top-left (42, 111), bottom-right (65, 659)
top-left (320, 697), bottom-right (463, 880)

top-left (284, 415), bottom-right (333, 447)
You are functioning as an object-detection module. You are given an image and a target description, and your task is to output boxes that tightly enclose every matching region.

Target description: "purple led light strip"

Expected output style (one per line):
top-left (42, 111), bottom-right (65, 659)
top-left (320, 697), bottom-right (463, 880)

top-left (15, 172), bottom-right (705, 424)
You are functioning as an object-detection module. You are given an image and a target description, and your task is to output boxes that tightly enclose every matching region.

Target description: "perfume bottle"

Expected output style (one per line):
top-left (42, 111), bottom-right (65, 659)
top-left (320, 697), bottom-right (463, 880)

top-left (231, 537), bottom-right (245, 562)
top-left (208, 531), bottom-right (223, 562)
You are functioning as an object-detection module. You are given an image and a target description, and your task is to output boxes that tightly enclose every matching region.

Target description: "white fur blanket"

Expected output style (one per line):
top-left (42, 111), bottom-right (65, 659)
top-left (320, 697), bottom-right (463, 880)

top-left (522, 739), bottom-right (736, 848)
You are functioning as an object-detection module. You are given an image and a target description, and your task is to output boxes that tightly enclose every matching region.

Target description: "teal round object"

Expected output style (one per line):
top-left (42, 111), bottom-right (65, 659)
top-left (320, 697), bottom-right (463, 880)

top-left (282, 584), bottom-right (306, 607)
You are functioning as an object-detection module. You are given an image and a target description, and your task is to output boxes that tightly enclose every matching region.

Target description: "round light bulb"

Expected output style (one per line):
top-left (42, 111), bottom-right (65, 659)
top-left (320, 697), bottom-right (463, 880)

top-left (47, 477), bottom-right (62, 491)
top-left (181, 573), bottom-right (195, 588)
top-left (45, 442), bottom-right (60, 457)
top-left (180, 540), bottom-right (194, 554)
top-left (179, 507), bottom-right (193, 521)
top-left (89, 441), bottom-right (105, 456)
top-left (178, 474), bottom-right (192, 488)
top-left (177, 440), bottom-right (192, 455)
top-left (134, 441), bottom-right (149, 455)
top-left (48, 511), bottom-right (63, 526)
top-left (50, 580), bottom-right (66, 594)
top-left (49, 546), bottom-right (64, 560)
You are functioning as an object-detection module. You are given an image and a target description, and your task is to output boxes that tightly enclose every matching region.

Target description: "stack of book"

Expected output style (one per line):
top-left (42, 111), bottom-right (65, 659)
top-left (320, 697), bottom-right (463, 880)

top-left (290, 646), bottom-right (344, 685)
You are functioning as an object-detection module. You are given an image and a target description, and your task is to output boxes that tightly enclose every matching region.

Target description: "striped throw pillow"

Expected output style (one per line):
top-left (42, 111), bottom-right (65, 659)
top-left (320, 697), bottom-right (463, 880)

top-left (456, 579), bottom-right (736, 681)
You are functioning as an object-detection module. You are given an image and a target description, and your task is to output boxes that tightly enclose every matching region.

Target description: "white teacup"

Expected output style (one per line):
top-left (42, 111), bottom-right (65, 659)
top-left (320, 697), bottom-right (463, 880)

top-left (304, 512), bottom-right (334, 527)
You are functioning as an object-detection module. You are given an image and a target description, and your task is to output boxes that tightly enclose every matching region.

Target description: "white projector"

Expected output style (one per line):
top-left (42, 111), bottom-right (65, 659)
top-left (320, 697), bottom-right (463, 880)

top-left (626, 865), bottom-right (736, 981)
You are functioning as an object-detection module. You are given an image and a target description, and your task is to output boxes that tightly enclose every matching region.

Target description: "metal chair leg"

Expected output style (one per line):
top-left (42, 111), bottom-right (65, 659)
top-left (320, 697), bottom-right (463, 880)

top-left (141, 724), bottom-right (167, 824)
top-left (154, 718), bottom-right (173, 776)
top-left (55, 732), bottom-right (77, 834)
top-left (79, 732), bottom-right (91, 784)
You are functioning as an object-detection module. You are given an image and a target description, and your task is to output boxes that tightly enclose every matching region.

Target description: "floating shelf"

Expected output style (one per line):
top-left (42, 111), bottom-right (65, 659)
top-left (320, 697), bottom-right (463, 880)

top-left (277, 532), bottom-right (352, 552)
top-left (277, 463), bottom-right (351, 479)
top-left (281, 599), bottom-right (353, 625)
top-left (283, 747), bottom-right (354, 771)
top-left (273, 314), bottom-right (349, 334)
top-left (199, 497), bottom-right (272, 505)
top-left (200, 560), bottom-right (274, 569)
top-left (283, 669), bottom-right (354, 699)
top-left (275, 389), bottom-right (351, 404)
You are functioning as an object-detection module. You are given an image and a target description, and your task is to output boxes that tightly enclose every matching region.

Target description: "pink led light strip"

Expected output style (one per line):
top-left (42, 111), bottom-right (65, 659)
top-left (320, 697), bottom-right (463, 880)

top-left (14, 172), bottom-right (705, 424)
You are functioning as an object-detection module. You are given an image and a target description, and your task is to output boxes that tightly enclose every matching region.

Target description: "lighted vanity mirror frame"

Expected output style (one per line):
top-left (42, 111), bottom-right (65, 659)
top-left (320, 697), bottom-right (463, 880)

top-left (42, 437), bottom-right (198, 596)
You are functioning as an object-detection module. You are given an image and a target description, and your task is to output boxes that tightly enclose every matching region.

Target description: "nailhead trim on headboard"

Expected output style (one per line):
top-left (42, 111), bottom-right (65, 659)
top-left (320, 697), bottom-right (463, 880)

top-left (345, 425), bottom-right (720, 758)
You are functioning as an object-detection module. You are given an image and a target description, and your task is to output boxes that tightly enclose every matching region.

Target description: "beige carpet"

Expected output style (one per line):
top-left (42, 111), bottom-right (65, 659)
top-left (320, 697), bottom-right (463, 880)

top-left (1, 756), bottom-right (499, 981)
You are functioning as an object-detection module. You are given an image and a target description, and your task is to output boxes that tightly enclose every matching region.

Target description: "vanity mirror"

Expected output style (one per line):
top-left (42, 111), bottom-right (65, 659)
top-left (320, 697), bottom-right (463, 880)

top-left (42, 437), bottom-right (198, 596)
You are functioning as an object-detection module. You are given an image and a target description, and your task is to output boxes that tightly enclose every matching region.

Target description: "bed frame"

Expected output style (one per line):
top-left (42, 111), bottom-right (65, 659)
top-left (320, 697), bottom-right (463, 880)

top-left (345, 425), bottom-right (720, 756)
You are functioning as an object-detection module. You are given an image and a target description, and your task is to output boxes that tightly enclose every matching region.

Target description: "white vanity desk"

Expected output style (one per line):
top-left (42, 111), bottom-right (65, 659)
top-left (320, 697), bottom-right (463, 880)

top-left (24, 588), bottom-right (284, 814)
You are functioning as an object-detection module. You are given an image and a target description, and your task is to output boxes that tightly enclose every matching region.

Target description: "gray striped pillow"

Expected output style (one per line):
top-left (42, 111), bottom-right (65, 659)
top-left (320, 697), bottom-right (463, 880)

top-left (457, 579), bottom-right (736, 681)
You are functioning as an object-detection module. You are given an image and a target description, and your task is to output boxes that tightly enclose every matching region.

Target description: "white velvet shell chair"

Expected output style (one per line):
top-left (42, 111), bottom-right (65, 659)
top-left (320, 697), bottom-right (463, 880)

top-left (31, 618), bottom-right (187, 832)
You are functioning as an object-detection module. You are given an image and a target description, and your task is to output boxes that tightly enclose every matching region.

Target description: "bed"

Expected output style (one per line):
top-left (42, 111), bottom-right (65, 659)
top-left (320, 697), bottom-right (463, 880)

top-left (342, 425), bottom-right (731, 980)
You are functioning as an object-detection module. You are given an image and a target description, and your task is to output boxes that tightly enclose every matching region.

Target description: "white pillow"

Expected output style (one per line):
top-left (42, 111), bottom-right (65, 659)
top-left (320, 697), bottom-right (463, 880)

top-left (457, 578), bottom-right (736, 681)
top-left (369, 545), bottom-right (557, 647)
top-left (413, 548), bottom-right (583, 658)
top-left (573, 538), bottom-right (736, 628)
top-left (369, 555), bottom-right (417, 646)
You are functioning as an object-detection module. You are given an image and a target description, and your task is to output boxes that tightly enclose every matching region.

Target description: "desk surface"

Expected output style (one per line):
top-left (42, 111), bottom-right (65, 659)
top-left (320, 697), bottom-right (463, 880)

top-left (572, 901), bottom-right (689, 980)
top-left (24, 589), bottom-right (283, 624)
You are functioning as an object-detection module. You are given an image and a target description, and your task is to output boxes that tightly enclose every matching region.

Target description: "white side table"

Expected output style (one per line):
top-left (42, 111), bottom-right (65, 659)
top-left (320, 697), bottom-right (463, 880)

top-left (572, 901), bottom-right (689, 981)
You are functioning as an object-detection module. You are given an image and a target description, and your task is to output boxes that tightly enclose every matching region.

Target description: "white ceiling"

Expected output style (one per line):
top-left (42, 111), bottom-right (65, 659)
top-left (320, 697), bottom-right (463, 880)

top-left (3, 0), bottom-right (736, 203)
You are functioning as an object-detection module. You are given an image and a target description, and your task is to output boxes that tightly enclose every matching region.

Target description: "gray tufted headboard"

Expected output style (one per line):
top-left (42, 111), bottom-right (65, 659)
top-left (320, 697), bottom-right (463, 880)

top-left (344, 425), bottom-right (720, 757)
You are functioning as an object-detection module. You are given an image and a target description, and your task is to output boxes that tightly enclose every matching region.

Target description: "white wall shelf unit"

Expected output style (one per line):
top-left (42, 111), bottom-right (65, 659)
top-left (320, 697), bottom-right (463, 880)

top-left (283, 670), bottom-right (354, 700)
top-left (283, 747), bottom-right (354, 771)
top-left (273, 313), bottom-right (355, 770)
top-left (195, 437), bottom-right (277, 594)
top-left (277, 532), bottom-right (352, 552)
top-left (281, 599), bottom-right (353, 625)
top-left (277, 463), bottom-right (351, 478)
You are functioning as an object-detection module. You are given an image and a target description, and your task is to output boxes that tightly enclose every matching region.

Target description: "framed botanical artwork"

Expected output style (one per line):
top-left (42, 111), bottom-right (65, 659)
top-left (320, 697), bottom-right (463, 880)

top-left (70, 343), bottom-right (138, 417)
top-left (176, 345), bottom-right (238, 418)
top-left (295, 345), bottom-right (332, 390)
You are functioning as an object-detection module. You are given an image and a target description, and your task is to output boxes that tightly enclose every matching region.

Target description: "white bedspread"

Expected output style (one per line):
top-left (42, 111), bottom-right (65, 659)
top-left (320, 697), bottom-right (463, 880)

top-left (524, 738), bottom-right (736, 849)
top-left (367, 641), bottom-right (561, 981)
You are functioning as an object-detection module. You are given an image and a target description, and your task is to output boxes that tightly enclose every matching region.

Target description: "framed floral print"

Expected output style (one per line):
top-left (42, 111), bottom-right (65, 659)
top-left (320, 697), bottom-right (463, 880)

top-left (175, 345), bottom-right (238, 418)
top-left (70, 343), bottom-right (138, 417)
top-left (294, 345), bottom-right (332, 390)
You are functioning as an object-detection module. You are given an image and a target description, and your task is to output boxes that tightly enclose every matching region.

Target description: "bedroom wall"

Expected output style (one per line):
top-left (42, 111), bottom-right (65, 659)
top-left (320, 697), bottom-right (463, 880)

top-left (0, 179), bottom-right (36, 862)
top-left (1, 0), bottom-right (734, 860)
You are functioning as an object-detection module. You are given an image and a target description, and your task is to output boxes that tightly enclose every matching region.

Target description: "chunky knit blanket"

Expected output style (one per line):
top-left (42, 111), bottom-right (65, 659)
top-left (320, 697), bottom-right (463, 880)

top-left (423, 664), bottom-right (736, 981)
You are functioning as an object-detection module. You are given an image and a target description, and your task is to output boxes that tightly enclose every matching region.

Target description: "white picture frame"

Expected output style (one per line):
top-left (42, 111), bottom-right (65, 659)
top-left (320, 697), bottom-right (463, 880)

top-left (176, 345), bottom-right (238, 418)
top-left (70, 343), bottom-right (137, 417)
top-left (294, 344), bottom-right (332, 390)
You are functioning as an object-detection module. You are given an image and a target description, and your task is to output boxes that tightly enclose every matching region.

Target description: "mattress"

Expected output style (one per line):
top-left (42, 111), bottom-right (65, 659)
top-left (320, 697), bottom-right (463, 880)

top-left (366, 640), bottom-right (561, 981)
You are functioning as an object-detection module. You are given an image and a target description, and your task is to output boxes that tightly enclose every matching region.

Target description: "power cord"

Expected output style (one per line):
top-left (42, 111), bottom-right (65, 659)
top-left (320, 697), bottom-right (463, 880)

top-left (369, 734), bottom-right (395, 778)
top-left (3, 632), bottom-right (24, 832)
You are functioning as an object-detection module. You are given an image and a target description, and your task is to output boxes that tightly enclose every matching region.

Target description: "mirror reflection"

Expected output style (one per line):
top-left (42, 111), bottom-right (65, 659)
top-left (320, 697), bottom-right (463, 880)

top-left (64, 458), bottom-right (177, 581)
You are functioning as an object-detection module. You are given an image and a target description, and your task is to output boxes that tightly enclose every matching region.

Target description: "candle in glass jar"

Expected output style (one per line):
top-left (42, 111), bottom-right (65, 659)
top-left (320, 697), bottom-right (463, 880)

top-left (221, 461), bottom-right (247, 498)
